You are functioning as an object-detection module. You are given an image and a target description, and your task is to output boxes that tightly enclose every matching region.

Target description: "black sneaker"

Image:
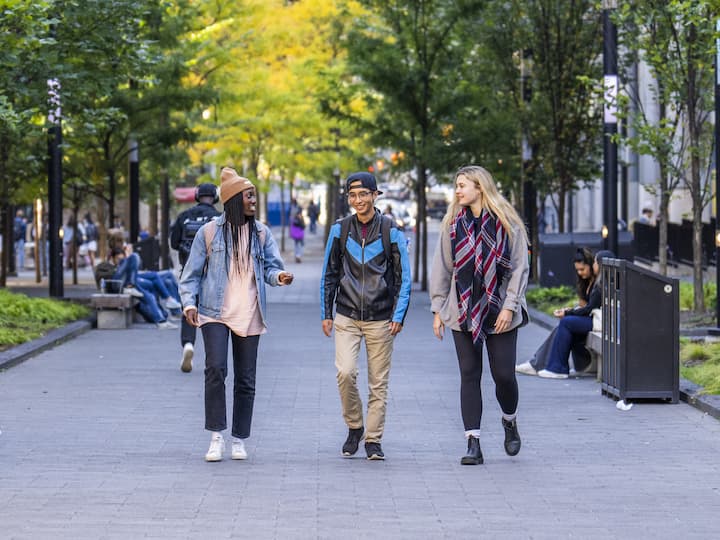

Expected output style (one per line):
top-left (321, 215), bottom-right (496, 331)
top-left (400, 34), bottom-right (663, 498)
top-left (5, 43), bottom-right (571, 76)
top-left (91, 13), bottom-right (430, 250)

top-left (502, 418), bottom-right (521, 456)
top-left (342, 427), bottom-right (364, 456)
top-left (365, 442), bottom-right (385, 460)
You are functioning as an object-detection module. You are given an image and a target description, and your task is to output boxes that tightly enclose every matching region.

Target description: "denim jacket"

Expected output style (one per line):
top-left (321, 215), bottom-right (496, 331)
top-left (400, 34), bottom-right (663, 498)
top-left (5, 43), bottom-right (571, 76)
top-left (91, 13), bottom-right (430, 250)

top-left (179, 215), bottom-right (285, 325)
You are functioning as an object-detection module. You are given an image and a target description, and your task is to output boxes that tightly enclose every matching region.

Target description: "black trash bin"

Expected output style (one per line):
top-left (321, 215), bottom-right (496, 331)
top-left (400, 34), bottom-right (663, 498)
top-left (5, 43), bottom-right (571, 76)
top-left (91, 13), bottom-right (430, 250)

top-left (601, 259), bottom-right (679, 403)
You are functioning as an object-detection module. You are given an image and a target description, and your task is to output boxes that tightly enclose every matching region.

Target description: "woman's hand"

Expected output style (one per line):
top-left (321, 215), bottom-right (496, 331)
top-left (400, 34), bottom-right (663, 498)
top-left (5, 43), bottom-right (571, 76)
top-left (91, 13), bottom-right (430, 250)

top-left (494, 308), bottom-right (514, 333)
top-left (278, 271), bottom-right (294, 285)
top-left (553, 308), bottom-right (566, 318)
top-left (184, 307), bottom-right (199, 327)
top-left (433, 313), bottom-right (445, 340)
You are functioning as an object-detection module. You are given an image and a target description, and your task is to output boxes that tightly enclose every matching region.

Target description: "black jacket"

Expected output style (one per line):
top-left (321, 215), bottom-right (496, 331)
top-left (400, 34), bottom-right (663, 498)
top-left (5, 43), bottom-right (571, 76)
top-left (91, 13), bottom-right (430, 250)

top-left (321, 210), bottom-right (411, 323)
top-left (565, 280), bottom-right (601, 317)
top-left (170, 202), bottom-right (220, 266)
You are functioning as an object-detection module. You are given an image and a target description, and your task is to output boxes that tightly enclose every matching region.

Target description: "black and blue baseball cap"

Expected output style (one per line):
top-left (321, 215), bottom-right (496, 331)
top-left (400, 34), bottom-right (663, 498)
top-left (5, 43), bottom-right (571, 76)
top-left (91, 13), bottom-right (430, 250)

top-left (345, 172), bottom-right (383, 194)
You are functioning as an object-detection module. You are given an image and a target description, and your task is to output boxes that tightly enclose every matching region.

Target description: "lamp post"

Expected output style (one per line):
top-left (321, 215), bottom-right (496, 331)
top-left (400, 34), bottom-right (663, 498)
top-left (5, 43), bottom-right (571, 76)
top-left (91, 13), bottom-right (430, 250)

top-left (128, 139), bottom-right (139, 244)
top-left (47, 77), bottom-right (63, 297)
top-left (715, 19), bottom-right (720, 327)
top-left (603, 0), bottom-right (618, 255)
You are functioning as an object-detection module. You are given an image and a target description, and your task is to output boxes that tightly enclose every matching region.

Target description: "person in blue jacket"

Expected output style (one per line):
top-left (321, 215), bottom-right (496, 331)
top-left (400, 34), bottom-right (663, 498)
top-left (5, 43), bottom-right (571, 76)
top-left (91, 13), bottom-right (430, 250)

top-left (320, 172), bottom-right (412, 461)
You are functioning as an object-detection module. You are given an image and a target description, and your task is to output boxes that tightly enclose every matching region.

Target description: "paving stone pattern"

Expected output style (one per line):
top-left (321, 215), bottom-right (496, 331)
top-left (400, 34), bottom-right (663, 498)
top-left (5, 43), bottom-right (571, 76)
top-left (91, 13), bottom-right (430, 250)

top-left (1, 227), bottom-right (720, 539)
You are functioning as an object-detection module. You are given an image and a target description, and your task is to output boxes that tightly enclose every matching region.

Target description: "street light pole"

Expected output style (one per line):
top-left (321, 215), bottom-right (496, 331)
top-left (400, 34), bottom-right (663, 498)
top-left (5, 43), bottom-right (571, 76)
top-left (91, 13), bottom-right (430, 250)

top-left (714, 19), bottom-right (720, 327)
top-left (603, 0), bottom-right (619, 255)
top-left (128, 139), bottom-right (139, 244)
top-left (47, 78), bottom-right (63, 298)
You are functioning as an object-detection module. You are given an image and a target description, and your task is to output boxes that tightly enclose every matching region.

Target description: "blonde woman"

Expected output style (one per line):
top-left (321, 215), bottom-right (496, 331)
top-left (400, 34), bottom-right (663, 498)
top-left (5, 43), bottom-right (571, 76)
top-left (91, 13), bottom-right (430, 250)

top-left (429, 165), bottom-right (530, 465)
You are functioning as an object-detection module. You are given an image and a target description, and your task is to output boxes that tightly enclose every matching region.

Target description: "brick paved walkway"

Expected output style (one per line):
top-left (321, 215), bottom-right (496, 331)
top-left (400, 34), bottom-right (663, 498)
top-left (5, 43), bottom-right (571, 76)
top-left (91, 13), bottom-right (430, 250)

top-left (1, 225), bottom-right (719, 539)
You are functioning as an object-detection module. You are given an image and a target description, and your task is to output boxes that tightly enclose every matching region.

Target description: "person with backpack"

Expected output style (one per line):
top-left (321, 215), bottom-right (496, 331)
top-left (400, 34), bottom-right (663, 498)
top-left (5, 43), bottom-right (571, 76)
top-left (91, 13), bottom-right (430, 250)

top-left (179, 167), bottom-right (294, 462)
top-left (320, 172), bottom-right (412, 461)
top-left (289, 208), bottom-right (306, 263)
top-left (81, 213), bottom-right (98, 268)
top-left (170, 183), bottom-right (220, 373)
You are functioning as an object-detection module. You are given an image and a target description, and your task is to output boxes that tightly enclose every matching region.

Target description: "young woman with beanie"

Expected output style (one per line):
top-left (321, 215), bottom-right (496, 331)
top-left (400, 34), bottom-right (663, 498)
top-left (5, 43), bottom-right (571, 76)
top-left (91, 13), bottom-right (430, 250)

top-left (179, 167), bottom-right (294, 462)
top-left (429, 165), bottom-right (530, 465)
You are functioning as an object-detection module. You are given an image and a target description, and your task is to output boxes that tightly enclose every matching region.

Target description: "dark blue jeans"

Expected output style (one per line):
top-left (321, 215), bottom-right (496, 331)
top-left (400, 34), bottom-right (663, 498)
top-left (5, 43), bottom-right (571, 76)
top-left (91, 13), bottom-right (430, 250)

top-left (545, 315), bottom-right (593, 374)
top-left (113, 254), bottom-right (165, 323)
top-left (202, 323), bottom-right (260, 439)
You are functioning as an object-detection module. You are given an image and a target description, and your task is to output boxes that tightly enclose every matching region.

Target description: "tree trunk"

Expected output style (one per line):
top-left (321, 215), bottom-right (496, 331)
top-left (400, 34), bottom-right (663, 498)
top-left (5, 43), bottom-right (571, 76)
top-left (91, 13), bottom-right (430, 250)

top-left (658, 183), bottom-right (670, 276)
top-left (0, 140), bottom-right (8, 287)
top-left (557, 186), bottom-right (566, 233)
top-left (687, 23), bottom-right (704, 313)
top-left (417, 162), bottom-right (428, 291)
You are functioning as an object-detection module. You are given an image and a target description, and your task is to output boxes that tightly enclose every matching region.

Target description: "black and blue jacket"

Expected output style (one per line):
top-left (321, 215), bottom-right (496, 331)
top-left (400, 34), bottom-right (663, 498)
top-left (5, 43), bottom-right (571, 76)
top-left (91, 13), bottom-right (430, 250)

top-left (321, 209), bottom-right (411, 323)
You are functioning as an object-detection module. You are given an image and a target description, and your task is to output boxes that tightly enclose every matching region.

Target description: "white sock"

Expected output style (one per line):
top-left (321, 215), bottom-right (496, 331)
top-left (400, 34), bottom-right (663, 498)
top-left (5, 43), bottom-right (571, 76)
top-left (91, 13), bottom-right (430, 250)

top-left (211, 431), bottom-right (223, 440)
top-left (502, 412), bottom-right (517, 422)
top-left (232, 436), bottom-right (244, 443)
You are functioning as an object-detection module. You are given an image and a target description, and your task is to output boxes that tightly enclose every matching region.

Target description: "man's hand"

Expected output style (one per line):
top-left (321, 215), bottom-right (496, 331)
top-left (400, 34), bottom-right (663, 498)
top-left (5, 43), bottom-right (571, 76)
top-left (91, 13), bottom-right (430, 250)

top-left (494, 308), bottom-right (514, 333)
top-left (432, 313), bottom-right (444, 340)
top-left (389, 321), bottom-right (403, 336)
top-left (322, 319), bottom-right (333, 337)
top-left (278, 271), bottom-right (294, 285)
top-left (184, 307), bottom-right (199, 327)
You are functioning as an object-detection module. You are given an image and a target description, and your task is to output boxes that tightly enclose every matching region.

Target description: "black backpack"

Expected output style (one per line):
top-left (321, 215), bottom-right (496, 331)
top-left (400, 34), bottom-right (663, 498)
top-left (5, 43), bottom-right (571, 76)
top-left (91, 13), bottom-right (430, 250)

top-left (85, 222), bottom-right (98, 242)
top-left (181, 215), bottom-right (214, 255)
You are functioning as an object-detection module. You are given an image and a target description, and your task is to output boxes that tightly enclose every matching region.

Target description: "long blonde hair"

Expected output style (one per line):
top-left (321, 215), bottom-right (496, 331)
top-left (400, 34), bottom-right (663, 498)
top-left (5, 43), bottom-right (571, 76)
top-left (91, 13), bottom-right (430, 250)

top-left (442, 165), bottom-right (529, 247)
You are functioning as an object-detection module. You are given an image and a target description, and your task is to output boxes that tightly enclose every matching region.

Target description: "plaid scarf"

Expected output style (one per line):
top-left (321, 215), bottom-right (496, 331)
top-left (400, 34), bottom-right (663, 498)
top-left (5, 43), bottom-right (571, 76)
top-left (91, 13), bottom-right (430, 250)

top-left (450, 207), bottom-right (512, 345)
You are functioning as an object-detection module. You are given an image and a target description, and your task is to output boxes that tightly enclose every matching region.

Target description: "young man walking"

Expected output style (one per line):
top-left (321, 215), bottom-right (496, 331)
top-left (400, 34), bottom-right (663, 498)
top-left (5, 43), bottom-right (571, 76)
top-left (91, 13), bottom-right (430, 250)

top-left (170, 183), bottom-right (220, 372)
top-left (320, 172), bottom-right (412, 460)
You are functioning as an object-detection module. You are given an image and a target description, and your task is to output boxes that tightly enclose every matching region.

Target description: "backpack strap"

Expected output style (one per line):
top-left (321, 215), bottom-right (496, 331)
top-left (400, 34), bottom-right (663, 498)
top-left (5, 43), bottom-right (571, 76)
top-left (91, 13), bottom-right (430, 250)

top-left (203, 219), bottom-right (216, 254)
top-left (380, 215), bottom-right (392, 261)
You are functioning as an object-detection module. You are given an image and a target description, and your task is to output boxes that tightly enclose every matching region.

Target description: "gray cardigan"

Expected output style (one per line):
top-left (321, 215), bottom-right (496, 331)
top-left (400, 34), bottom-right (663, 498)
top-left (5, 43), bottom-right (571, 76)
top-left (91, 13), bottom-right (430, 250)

top-left (429, 223), bottom-right (530, 333)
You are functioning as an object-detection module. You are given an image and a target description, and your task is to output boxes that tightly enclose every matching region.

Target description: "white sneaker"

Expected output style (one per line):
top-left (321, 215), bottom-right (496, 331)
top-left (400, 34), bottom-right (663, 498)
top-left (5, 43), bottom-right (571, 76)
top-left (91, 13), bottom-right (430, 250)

top-left (123, 286), bottom-right (144, 298)
top-left (538, 369), bottom-right (569, 379)
top-left (205, 434), bottom-right (224, 462)
top-left (156, 320), bottom-right (178, 329)
top-left (231, 439), bottom-right (247, 460)
top-left (515, 362), bottom-right (537, 376)
top-left (165, 297), bottom-right (182, 309)
top-left (181, 343), bottom-right (194, 373)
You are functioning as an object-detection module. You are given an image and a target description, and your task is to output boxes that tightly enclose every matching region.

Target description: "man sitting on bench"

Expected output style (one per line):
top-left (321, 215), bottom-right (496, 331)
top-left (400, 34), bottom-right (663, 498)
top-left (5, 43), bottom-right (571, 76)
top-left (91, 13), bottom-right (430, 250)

top-left (104, 246), bottom-right (178, 329)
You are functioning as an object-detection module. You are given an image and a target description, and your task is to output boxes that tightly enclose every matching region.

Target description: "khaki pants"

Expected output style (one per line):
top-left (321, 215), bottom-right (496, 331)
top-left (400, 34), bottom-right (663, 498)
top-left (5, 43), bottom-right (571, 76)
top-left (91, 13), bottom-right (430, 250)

top-left (334, 313), bottom-right (394, 443)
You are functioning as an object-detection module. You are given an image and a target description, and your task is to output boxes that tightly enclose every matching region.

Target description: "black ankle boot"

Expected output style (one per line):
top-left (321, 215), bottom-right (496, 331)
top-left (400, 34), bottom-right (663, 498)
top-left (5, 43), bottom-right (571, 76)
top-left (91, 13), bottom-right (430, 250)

top-left (460, 436), bottom-right (483, 465)
top-left (502, 418), bottom-right (521, 456)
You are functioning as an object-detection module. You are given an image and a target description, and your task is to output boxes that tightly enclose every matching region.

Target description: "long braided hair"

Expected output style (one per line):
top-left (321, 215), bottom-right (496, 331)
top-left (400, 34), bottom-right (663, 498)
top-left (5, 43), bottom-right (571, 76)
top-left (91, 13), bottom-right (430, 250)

top-left (222, 192), bottom-right (255, 274)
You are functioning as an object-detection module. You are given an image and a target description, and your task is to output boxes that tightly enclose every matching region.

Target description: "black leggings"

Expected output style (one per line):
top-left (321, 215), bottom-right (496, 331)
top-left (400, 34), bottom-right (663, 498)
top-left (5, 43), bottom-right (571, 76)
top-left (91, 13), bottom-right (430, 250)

top-left (451, 328), bottom-right (519, 431)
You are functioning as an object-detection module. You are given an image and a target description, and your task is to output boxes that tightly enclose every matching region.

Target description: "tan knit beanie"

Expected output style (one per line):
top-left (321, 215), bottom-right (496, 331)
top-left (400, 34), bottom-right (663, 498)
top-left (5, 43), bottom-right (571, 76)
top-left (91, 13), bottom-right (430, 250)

top-left (220, 167), bottom-right (254, 204)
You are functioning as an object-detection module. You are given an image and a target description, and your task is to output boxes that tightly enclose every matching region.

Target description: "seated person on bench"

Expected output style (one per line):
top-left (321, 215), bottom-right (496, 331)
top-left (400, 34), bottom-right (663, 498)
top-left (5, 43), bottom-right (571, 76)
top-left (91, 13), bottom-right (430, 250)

top-left (516, 247), bottom-right (596, 376)
top-left (535, 250), bottom-right (614, 379)
top-left (107, 247), bottom-right (178, 329)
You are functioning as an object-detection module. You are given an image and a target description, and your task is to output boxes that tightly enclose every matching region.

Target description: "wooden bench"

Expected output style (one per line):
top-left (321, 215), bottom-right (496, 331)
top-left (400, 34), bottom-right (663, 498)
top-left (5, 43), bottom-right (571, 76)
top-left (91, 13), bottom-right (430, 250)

top-left (91, 293), bottom-right (138, 329)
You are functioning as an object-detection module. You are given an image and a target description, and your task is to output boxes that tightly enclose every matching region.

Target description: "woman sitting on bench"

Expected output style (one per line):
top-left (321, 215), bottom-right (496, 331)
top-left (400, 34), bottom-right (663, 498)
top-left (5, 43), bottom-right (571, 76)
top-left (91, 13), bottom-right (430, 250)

top-left (516, 247), bottom-right (596, 376)
top-left (535, 250), bottom-right (615, 379)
